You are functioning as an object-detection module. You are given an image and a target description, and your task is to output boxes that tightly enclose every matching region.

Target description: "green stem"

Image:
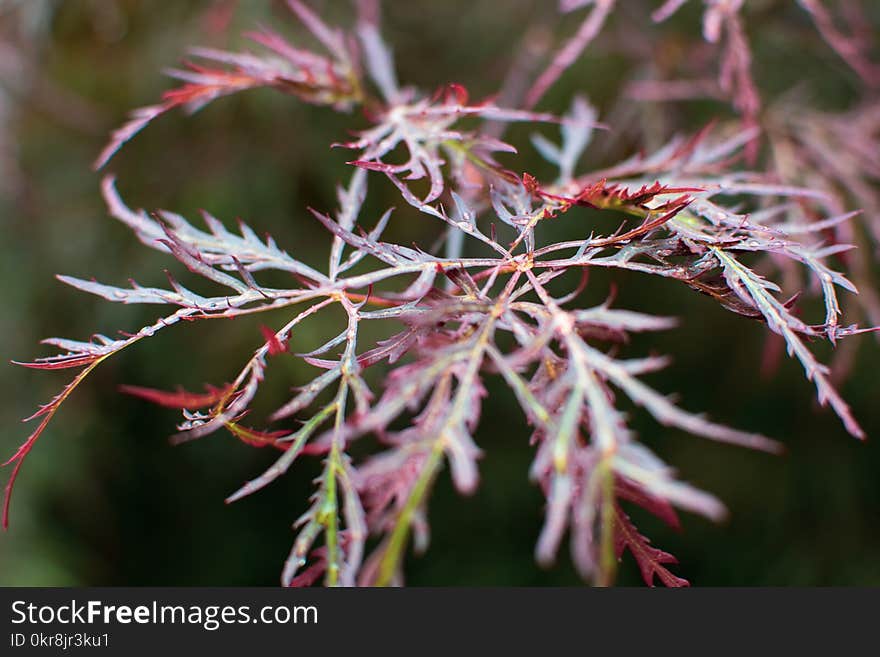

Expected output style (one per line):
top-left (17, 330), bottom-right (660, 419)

top-left (598, 457), bottom-right (617, 587)
top-left (375, 442), bottom-right (445, 586)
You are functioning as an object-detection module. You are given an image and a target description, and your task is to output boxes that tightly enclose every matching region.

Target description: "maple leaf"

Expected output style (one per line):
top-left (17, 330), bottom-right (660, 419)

top-left (614, 505), bottom-right (689, 588)
top-left (8, 0), bottom-right (877, 590)
top-left (118, 383), bottom-right (233, 409)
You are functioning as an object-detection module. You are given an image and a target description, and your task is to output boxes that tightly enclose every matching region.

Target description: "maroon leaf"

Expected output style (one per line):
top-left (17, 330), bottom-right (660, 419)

top-left (119, 383), bottom-right (232, 409)
top-left (614, 506), bottom-right (689, 588)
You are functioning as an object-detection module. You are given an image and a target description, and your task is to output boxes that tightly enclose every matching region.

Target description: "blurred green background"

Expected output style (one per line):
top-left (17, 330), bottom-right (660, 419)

top-left (1, 0), bottom-right (878, 586)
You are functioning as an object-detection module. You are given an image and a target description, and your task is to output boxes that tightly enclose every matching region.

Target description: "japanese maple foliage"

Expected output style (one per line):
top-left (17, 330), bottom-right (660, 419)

top-left (7, 0), bottom-right (879, 587)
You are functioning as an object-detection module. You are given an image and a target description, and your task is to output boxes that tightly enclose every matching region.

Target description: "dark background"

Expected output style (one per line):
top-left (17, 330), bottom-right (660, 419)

top-left (1, 0), bottom-right (878, 586)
